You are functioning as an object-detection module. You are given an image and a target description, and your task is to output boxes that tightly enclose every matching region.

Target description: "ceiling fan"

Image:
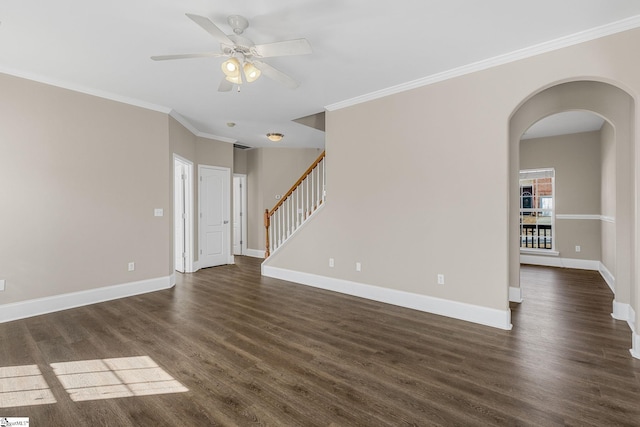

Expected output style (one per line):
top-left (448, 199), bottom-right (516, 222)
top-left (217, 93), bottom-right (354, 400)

top-left (151, 13), bottom-right (312, 92)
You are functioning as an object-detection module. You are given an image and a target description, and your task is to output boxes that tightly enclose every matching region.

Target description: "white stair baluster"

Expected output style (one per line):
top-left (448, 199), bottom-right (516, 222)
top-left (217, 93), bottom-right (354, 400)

top-left (265, 152), bottom-right (325, 257)
top-left (320, 159), bottom-right (327, 203)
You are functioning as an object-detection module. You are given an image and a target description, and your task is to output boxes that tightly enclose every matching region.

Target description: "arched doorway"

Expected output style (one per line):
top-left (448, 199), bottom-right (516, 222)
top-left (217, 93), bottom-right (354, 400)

top-left (508, 80), bottom-right (636, 355)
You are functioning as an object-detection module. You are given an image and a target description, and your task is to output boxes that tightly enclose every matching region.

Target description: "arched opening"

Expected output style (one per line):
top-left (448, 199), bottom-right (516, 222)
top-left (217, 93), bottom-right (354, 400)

top-left (519, 111), bottom-right (608, 262)
top-left (508, 80), bottom-right (636, 355)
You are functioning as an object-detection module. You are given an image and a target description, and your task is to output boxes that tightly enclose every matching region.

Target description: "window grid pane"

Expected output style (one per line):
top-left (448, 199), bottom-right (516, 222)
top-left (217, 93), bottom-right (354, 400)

top-left (519, 171), bottom-right (554, 250)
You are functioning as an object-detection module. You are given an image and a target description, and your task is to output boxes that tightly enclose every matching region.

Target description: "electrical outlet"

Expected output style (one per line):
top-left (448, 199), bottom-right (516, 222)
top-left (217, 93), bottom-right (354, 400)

top-left (437, 274), bottom-right (445, 285)
top-left (575, 245), bottom-right (581, 253)
top-left (356, 262), bottom-right (361, 272)
top-left (329, 258), bottom-right (335, 267)
top-left (128, 262), bottom-right (135, 271)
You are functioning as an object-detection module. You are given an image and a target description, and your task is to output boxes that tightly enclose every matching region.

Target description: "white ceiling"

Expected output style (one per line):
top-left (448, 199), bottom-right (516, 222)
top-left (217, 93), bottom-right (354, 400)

top-left (521, 111), bottom-right (606, 140)
top-left (1, 1), bottom-right (640, 148)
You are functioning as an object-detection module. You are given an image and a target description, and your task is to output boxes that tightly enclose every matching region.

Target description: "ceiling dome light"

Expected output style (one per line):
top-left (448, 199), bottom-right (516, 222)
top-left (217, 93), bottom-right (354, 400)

top-left (266, 133), bottom-right (284, 142)
top-left (243, 62), bottom-right (261, 83)
top-left (221, 58), bottom-right (241, 77)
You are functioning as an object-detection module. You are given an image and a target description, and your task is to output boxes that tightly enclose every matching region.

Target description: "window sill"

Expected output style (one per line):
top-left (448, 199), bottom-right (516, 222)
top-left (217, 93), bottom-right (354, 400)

top-left (520, 248), bottom-right (559, 256)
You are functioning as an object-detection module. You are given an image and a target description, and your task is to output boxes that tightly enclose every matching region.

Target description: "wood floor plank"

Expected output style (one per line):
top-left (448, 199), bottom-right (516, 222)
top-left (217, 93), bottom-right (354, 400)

top-left (1, 258), bottom-right (639, 426)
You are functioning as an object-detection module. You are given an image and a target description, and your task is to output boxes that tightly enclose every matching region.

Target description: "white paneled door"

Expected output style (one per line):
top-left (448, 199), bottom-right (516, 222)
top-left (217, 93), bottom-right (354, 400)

top-left (199, 166), bottom-right (230, 268)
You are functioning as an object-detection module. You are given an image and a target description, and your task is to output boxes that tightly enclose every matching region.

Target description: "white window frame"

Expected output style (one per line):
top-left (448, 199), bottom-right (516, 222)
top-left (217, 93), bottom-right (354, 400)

top-left (519, 168), bottom-right (558, 255)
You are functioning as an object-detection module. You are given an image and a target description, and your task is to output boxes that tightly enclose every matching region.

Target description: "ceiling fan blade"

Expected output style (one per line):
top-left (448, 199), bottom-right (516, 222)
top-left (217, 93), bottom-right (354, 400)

top-left (151, 52), bottom-right (224, 61)
top-left (185, 13), bottom-right (233, 45)
top-left (218, 78), bottom-right (233, 92)
top-left (254, 38), bottom-right (312, 58)
top-left (253, 61), bottom-right (300, 89)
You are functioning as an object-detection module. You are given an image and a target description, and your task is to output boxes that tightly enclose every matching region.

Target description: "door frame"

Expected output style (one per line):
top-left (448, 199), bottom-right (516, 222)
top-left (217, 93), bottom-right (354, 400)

top-left (233, 174), bottom-right (248, 256)
top-left (198, 164), bottom-right (232, 267)
top-left (173, 154), bottom-right (194, 273)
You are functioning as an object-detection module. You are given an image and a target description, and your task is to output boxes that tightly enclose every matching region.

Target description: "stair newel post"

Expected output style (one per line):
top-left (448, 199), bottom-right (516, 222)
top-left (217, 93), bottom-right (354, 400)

top-left (264, 209), bottom-right (270, 258)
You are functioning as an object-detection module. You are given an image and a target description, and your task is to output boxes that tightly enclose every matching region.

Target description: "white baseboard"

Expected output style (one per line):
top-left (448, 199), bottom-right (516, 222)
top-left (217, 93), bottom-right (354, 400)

top-left (612, 300), bottom-right (636, 334)
top-left (245, 249), bottom-right (266, 259)
top-left (189, 261), bottom-right (200, 273)
top-left (0, 275), bottom-right (174, 323)
top-left (612, 300), bottom-right (630, 321)
top-left (599, 263), bottom-right (615, 293)
top-left (262, 266), bottom-right (512, 330)
top-left (632, 331), bottom-right (640, 359)
top-left (509, 286), bottom-right (523, 303)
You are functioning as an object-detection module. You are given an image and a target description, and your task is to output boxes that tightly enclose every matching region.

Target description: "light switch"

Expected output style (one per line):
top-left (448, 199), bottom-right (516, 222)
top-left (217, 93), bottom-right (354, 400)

top-left (154, 208), bottom-right (164, 217)
top-left (0, 280), bottom-right (5, 291)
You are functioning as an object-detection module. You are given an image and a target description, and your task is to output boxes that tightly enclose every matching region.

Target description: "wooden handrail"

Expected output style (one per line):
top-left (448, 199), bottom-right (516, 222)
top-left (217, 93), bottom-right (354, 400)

top-left (265, 150), bottom-right (326, 258)
top-left (268, 151), bottom-right (325, 217)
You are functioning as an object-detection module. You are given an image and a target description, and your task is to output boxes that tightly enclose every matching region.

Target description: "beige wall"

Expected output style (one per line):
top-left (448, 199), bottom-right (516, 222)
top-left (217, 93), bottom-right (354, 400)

top-left (267, 25), bottom-right (640, 327)
top-left (169, 116), bottom-right (197, 162)
top-left (520, 130), bottom-right (602, 261)
top-left (246, 148), bottom-right (263, 250)
top-left (196, 137), bottom-right (234, 168)
top-left (0, 73), bottom-right (171, 304)
top-left (601, 121), bottom-right (616, 276)
top-left (234, 148), bottom-right (248, 175)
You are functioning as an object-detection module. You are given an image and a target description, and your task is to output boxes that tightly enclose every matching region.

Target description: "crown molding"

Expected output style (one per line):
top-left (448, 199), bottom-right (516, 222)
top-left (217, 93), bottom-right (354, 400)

top-left (0, 67), bottom-right (237, 143)
top-left (168, 110), bottom-right (199, 134)
top-left (169, 110), bottom-right (236, 143)
top-left (197, 131), bottom-right (237, 143)
top-left (0, 66), bottom-right (171, 114)
top-left (326, 14), bottom-right (640, 112)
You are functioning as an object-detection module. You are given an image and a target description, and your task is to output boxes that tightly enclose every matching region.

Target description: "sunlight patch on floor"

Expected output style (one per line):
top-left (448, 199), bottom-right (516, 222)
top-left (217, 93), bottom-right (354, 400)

top-left (0, 365), bottom-right (57, 408)
top-left (51, 356), bottom-right (188, 402)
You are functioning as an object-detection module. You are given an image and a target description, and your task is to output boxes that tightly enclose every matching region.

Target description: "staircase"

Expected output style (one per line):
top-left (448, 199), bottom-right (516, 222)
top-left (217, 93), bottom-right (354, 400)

top-left (264, 151), bottom-right (326, 257)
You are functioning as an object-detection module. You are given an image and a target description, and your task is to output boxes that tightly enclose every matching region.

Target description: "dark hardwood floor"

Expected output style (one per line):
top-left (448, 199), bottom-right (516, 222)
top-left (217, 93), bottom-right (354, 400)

top-left (1, 257), bottom-right (639, 426)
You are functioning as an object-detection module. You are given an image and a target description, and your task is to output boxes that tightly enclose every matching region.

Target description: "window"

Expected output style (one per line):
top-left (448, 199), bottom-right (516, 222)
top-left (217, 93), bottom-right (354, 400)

top-left (519, 168), bottom-right (555, 251)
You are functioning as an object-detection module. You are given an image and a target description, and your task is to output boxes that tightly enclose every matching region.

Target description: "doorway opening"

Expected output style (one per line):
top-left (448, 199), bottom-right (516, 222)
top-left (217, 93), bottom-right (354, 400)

top-left (508, 80), bottom-right (635, 356)
top-left (173, 155), bottom-right (193, 273)
top-left (233, 174), bottom-right (247, 256)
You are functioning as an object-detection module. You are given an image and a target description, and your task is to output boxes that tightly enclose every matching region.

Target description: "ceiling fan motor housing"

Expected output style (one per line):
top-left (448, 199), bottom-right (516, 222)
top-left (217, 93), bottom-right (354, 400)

top-left (228, 15), bottom-right (249, 35)
top-left (227, 34), bottom-right (255, 55)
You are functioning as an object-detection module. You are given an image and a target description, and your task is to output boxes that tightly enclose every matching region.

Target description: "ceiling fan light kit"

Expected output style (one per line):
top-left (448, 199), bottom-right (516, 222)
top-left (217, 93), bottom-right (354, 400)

top-left (266, 133), bottom-right (284, 142)
top-left (221, 57), bottom-right (240, 75)
top-left (151, 13), bottom-right (312, 92)
top-left (225, 74), bottom-right (242, 84)
top-left (243, 62), bottom-right (261, 82)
